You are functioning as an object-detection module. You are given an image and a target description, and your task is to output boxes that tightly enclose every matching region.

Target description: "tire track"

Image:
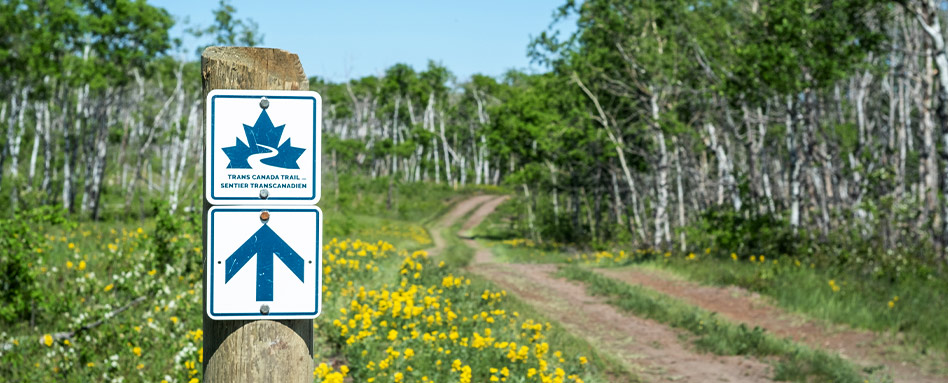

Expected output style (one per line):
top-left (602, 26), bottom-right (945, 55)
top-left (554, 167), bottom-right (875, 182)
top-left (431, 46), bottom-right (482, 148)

top-left (436, 196), bottom-right (774, 383)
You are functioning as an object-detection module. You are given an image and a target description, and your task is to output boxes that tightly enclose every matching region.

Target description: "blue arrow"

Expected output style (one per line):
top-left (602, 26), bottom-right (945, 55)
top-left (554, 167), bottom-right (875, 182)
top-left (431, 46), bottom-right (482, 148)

top-left (225, 223), bottom-right (305, 301)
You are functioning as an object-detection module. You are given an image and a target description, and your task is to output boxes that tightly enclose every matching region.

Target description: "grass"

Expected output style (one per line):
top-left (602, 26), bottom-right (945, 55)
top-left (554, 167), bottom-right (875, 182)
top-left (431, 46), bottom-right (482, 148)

top-left (557, 265), bottom-right (878, 383)
top-left (478, 238), bottom-right (573, 264)
top-left (438, 221), bottom-right (477, 269)
top-left (1, 175), bottom-right (634, 383)
top-left (468, 197), bottom-right (520, 240)
top-left (646, 255), bottom-right (948, 355)
top-left (425, 200), bottom-right (636, 382)
top-left (459, 272), bottom-right (637, 383)
top-left (488, 235), bottom-right (948, 363)
top-left (307, 194), bottom-right (634, 383)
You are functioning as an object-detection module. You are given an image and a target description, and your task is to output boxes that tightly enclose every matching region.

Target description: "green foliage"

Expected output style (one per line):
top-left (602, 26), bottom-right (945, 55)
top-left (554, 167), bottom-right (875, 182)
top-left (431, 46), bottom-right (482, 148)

top-left (187, 0), bottom-right (264, 52)
top-left (148, 199), bottom-right (200, 274)
top-left (0, 0), bottom-right (173, 92)
top-left (650, 251), bottom-right (948, 354)
top-left (729, 0), bottom-right (888, 100)
top-left (0, 206), bottom-right (70, 323)
top-left (685, 207), bottom-right (798, 259)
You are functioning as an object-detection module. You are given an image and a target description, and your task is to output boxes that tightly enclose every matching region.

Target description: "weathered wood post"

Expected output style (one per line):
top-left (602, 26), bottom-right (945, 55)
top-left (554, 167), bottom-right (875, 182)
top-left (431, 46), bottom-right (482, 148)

top-left (201, 46), bottom-right (314, 382)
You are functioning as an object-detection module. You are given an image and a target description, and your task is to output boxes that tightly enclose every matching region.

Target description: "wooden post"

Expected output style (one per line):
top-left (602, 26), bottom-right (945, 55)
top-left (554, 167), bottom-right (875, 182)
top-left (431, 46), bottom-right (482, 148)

top-left (201, 47), bottom-right (314, 382)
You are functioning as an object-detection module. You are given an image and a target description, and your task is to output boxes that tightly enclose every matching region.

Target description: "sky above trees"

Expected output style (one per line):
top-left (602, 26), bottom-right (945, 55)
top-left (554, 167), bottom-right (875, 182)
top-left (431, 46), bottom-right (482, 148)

top-left (150, 0), bottom-right (576, 82)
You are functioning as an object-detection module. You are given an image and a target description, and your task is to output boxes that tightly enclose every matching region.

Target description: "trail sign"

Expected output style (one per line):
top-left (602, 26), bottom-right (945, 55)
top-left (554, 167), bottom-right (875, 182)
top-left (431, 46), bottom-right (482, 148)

top-left (205, 89), bottom-right (322, 205)
top-left (206, 206), bottom-right (322, 320)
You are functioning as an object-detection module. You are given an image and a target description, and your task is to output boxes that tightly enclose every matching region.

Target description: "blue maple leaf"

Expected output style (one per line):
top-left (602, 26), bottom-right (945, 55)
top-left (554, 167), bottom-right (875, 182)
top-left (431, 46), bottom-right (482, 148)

top-left (222, 110), bottom-right (305, 169)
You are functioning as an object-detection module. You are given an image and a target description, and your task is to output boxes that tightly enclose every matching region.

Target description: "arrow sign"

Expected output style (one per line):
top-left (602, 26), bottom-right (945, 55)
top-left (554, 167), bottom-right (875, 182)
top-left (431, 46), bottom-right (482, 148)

top-left (225, 223), bottom-right (304, 301)
top-left (207, 206), bottom-right (321, 320)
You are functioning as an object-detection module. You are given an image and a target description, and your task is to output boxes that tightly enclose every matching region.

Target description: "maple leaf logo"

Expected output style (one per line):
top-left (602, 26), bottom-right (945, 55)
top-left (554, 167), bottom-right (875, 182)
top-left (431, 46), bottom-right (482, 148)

top-left (222, 110), bottom-right (305, 169)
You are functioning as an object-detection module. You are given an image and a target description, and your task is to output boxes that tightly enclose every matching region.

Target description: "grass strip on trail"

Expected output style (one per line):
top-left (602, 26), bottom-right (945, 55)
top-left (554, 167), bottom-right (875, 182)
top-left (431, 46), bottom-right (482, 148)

top-left (557, 265), bottom-right (874, 383)
top-left (433, 214), bottom-right (637, 382)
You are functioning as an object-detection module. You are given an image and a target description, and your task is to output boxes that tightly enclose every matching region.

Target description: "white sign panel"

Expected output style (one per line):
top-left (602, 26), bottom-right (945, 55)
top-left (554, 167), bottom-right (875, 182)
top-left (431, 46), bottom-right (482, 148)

top-left (206, 89), bottom-right (321, 205)
top-left (206, 206), bottom-right (322, 320)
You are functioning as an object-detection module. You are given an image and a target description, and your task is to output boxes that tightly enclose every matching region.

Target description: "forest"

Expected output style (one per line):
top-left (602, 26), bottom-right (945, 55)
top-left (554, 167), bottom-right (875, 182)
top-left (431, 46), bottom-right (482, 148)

top-left (2, 0), bottom-right (948, 382)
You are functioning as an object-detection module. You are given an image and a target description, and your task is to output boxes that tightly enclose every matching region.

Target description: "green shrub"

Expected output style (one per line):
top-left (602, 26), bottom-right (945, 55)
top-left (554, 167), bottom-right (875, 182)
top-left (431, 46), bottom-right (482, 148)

top-left (149, 199), bottom-right (200, 274)
top-left (0, 206), bottom-right (69, 323)
top-left (685, 207), bottom-right (798, 258)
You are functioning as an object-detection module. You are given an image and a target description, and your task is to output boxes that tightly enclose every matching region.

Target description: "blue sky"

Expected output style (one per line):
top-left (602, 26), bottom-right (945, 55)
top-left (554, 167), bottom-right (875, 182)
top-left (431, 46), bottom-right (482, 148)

top-left (151, 1), bottom-right (576, 83)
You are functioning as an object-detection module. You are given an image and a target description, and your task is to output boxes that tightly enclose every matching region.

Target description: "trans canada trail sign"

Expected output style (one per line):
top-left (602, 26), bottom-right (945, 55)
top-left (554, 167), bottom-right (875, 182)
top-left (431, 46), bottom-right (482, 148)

top-left (206, 206), bottom-right (323, 320)
top-left (205, 89), bottom-right (322, 205)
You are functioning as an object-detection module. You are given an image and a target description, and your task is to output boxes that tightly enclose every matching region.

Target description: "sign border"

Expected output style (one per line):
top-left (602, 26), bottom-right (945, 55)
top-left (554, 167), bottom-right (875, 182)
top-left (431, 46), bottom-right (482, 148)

top-left (206, 205), bottom-right (323, 320)
top-left (205, 89), bottom-right (322, 205)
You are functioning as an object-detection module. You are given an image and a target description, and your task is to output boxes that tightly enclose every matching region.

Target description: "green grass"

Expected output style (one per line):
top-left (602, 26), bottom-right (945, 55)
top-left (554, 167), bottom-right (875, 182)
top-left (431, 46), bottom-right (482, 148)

top-left (438, 223), bottom-right (476, 269)
top-left (469, 197), bottom-right (519, 240)
top-left (416, 199), bottom-right (636, 381)
top-left (614, 255), bottom-right (948, 357)
top-left (308, 192), bottom-right (633, 383)
top-left (481, 233), bottom-right (948, 363)
top-left (478, 239), bottom-right (574, 264)
top-left (557, 265), bottom-right (878, 383)
top-left (321, 173), bottom-right (502, 223)
top-left (2, 175), bottom-right (630, 383)
top-left (665, 260), bottom-right (948, 353)
top-left (459, 271), bottom-right (637, 382)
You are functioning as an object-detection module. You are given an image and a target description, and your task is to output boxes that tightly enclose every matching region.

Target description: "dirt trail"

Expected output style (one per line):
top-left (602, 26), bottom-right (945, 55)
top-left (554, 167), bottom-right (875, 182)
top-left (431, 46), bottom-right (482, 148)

top-left (596, 267), bottom-right (948, 383)
top-left (427, 194), bottom-right (496, 256)
top-left (438, 195), bottom-right (774, 383)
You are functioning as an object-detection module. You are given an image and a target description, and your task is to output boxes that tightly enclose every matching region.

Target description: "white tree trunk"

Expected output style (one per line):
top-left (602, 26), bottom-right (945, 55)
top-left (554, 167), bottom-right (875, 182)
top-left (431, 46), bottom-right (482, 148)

top-left (439, 110), bottom-right (453, 185)
top-left (8, 88), bottom-right (28, 210)
top-left (27, 102), bottom-right (42, 190)
top-left (654, 130), bottom-right (670, 247)
top-left (41, 101), bottom-right (52, 198)
top-left (787, 97), bottom-right (802, 232)
top-left (706, 122), bottom-right (741, 211)
top-left (673, 136), bottom-right (687, 251)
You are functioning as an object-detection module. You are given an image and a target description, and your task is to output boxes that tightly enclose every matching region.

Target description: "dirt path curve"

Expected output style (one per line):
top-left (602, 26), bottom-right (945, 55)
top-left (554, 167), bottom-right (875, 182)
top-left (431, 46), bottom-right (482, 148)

top-left (427, 194), bottom-right (497, 256)
top-left (596, 268), bottom-right (948, 383)
top-left (436, 196), bottom-right (774, 383)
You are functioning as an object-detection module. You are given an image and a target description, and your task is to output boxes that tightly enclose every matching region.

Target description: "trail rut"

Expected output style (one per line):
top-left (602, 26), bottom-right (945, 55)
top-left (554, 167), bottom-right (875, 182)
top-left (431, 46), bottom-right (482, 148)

top-left (435, 195), bottom-right (775, 383)
top-left (595, 267), bottom-right (948, 383)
